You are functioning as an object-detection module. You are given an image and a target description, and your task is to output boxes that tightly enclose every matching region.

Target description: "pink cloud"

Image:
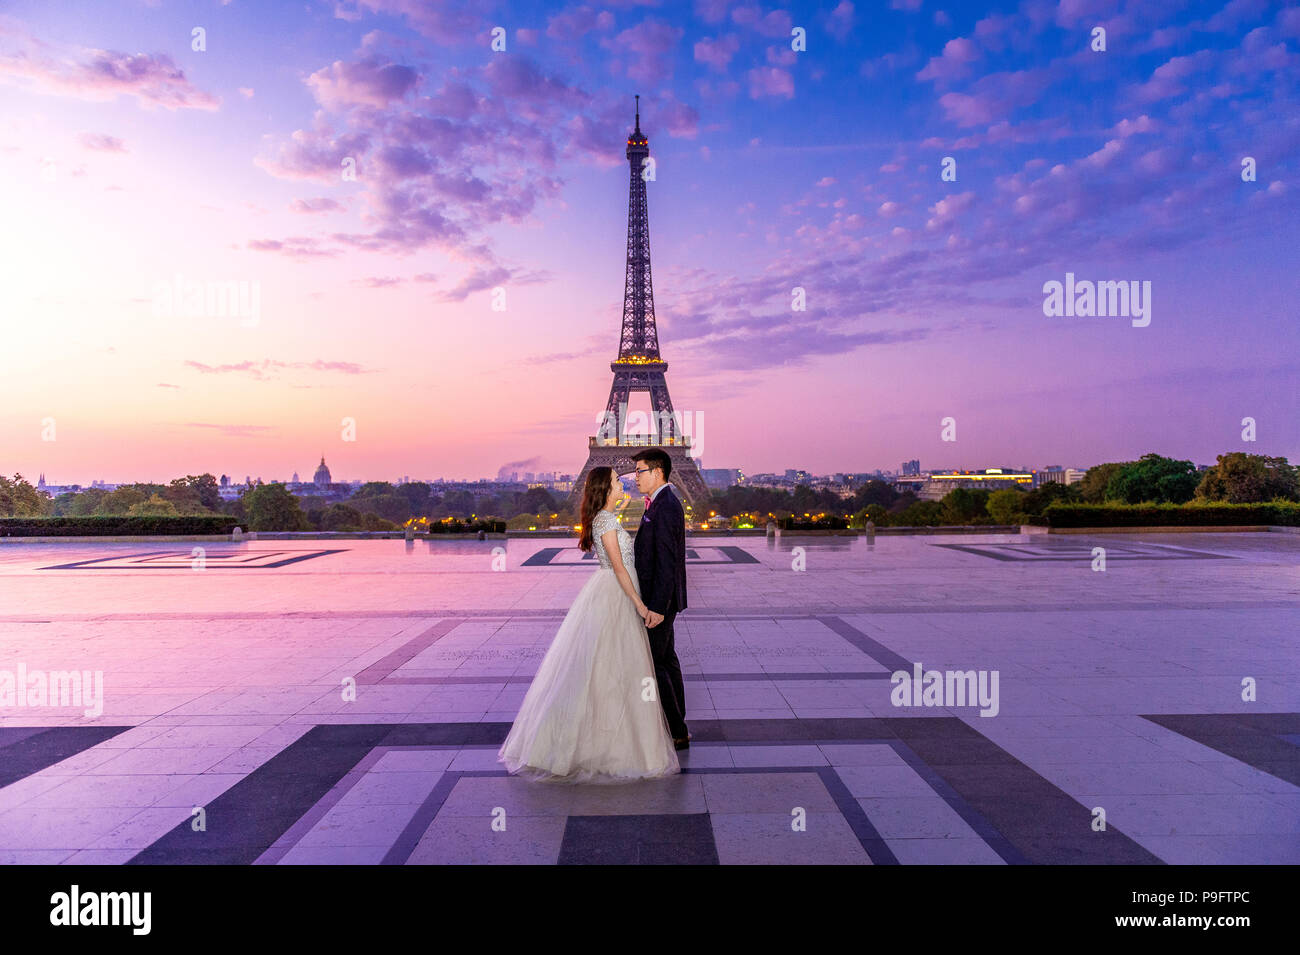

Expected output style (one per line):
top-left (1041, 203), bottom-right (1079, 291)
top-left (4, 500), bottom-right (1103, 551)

top-left (1082, 138), bottom-right (1122, 168)
top-left (78, 132), bottom-right (126, 152)
top-left (547, 5), bottom-right (615, 40)
top-left (695, 0), bottom-right (730, 24)
top-left (731, 6), bottom-right (794, 38)
top-left (1055, 0), bottom-right (1121, 28)
top-left (766, 45), bottom-right (797, 66)
top-left (288, 197), bottom-right (345, 214)
top-left (246, 236), bottom-right (340, 259)
top-left (0, 30), bottom-right (219, 111)
top-left (347, 0), bottom-right (484, 42)
top-left (747, 65), bottom-right (793, 99)
top-left (917, 36), bottom-right (980, 84)
top-left (306, 58), bottom-right (420, 109)
top-left (937, 68), bottom-right (1052, 127)
top-left (826, 1), bottom-right (854, 41)
top-left (694, 34), bottom-right (740, 72)
top-left (1111, 114), bottom-right (1156, 137)
top-left (254, 119), bottom-right (372, 183)
top-left (602, 19), bottom-right (684, 85)
top-left (937, 91), bottom-right (996, 127)
top-left (925, 190), bottom-right (975, 229)
top-left (184, 358), bottom-right (370, 378)
top-left (1132, 51), bottom-right (1215, 102)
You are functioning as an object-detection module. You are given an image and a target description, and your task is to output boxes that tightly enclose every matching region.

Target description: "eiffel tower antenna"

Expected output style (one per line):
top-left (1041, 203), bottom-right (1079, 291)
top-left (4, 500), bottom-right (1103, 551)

top-left (569, 96), bottom-right (710, 514)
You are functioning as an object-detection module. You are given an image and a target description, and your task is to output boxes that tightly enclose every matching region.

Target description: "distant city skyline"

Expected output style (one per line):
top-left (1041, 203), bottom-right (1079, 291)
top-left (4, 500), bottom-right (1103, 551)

top-left (2, 2), bottom-right (1296, 484)
top-left (29, 456), bottom-right (1117, 490)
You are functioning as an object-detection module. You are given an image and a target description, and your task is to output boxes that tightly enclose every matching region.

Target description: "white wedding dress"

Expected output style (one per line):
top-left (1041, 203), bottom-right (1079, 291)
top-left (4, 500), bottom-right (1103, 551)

top-left (498, 508), bottom-right (680, 784)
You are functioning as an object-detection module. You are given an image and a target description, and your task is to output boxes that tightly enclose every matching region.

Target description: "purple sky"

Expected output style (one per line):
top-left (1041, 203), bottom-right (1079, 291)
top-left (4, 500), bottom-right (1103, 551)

top-left (0, 0), bottom-right (1296, 486)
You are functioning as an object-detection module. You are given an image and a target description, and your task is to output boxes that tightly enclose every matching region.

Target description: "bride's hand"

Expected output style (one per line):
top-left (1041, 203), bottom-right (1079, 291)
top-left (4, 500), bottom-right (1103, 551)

top-left (635, 601), bottom-right (648, 621)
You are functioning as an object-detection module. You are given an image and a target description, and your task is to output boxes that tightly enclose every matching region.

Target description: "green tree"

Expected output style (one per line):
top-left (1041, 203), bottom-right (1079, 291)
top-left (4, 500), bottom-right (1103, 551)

top-left (1105, 453), bottom-right (1198, 504)
top-left (851, 504), bottom-right (891, 528)
top-left (888, 490), bottom-right (919, 515)
top-left (1194, 453), bottom-right (1299, 503)
top-left (397, 481), bottom-right (432, 515)
top-left (515, 485), bottom-right (559, 518)
top-left (165, 474), bottom-right (221, 512)
top-left (360, 511), bottom-right (398, 531)
top-left (94, 485), bottom-right (148, 515)
top-left (0, 473), bottom-right (48, 516)
top-left (127, 494), bottom-right (179, 516)
top-left (852, 480), bottom-right (900, 511)
top-left (1077, 462), bottom-right (1128, 503)
top-left (360, 493), bottom-right (411, 523)
top-left (62, 487), bottom-right (108, 515)
top-left (320, 503), bottom-right (363, 531)
top-left (986, 488), bottom-right (1028, 524)
top-left (895, 499), bottom-right (944, 526)
top-left (1021, 480), bottom-right (1081, 516)
top-left (437, 488), bottom-right (476, 518)
top-left (940, 487), bottom-right (990, 524)
top-left (245, 482), bottom-right (310, 531)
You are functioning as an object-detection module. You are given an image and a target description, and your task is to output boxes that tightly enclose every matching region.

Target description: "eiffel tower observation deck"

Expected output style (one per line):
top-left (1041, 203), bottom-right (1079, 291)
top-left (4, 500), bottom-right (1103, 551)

top-left (570, 95), bottom-right (710, 521)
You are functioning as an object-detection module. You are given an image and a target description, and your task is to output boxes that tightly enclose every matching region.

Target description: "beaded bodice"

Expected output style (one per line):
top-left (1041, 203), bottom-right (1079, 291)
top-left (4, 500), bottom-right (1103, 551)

top-left (591, 509), bottom-right (636, 573)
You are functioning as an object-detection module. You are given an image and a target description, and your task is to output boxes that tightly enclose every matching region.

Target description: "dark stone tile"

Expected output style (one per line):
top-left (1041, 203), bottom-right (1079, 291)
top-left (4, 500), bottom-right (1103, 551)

top-left (902, 736), bottom-right (1023, 765)
top-left (816, 768), bottom-right (898, 864)
top-left (1142, 713), bottom-right (1300, 787)
top-left (682, 718), bottom-right (723, 741)
top-left (799, 717), bottom-right (895, 740)
top-left (887, 717), bottom-right (978, 739)
top-left (129, 737), bottom-right (374, 864)
top-left (559, 813), bottom-right (717, 865)
top-left (719, 719), bottom-right (811, 741)
top-left (0, 725), bottom-right (133, 788)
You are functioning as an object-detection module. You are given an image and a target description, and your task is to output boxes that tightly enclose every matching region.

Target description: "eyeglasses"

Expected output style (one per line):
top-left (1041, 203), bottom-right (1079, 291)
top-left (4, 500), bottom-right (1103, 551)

top-left (634, 468), bottom-right (652, 476)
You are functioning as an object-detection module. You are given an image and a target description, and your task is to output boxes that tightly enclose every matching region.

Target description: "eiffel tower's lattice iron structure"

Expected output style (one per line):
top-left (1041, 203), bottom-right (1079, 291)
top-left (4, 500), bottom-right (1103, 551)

top-left (570, 96), bottom-right (710, 518)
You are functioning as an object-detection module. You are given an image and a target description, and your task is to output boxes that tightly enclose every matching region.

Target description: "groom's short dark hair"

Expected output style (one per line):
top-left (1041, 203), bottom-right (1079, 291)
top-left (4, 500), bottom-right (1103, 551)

top-left (632, 448), bottom-right (671, 481)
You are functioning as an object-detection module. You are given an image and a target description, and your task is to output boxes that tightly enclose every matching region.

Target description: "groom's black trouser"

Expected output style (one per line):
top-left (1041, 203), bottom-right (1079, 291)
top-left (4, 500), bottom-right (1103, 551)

top-left (648, 596), bottom-right (688, 739)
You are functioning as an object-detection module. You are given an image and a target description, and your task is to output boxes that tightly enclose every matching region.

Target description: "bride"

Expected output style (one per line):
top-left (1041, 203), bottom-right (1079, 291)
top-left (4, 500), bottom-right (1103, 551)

top-left (497, 466), bottom-right (681, 783)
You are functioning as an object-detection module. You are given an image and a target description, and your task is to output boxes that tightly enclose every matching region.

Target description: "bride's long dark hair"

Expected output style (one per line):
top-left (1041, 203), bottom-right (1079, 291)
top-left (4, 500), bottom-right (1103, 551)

top-left (578, 466), bottom-right (615, 552)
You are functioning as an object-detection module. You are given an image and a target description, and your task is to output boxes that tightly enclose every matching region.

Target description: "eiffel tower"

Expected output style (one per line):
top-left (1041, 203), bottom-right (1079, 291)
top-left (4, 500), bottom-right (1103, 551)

top-left (569, 95), bottom-right (710, 520)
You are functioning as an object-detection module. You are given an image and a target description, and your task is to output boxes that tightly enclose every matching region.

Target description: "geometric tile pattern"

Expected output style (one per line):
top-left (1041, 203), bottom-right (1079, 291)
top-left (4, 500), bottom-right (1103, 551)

top-left (2, 531), bottom-right (1296, 865)
top-left (39, 549), bottom-right (348, 570)
top-left (112, 717), bottom-right (1164, 866)
top-left (0, 726), bottom-right (133, 788)
top-left (930, 541), bottom-right (1235, 562)
top-left (1141, 713), bottom-right (1300, 787)
top-left (521, 545), bottom-right (760, 567)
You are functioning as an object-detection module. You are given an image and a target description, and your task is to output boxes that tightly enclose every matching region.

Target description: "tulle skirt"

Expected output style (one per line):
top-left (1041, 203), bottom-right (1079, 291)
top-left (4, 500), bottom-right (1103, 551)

top-left (498, 565), bottom-right (680, 784)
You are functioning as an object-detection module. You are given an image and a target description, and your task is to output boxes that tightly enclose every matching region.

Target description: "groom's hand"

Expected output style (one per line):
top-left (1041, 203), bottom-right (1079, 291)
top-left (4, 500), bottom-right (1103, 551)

top-left (645, 610), bottom-right (664, 628)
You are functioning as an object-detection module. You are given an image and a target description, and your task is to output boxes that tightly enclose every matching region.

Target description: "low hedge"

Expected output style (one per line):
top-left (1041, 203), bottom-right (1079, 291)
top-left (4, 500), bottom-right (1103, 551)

top-left (0, 515), bottom-right (240, 536)
top-left (424, 520), bottom-right (506, 534)
top-left (779, 516), bottom-right (849, 530)
top-left (1041, 501), bottom-right (1300, 527)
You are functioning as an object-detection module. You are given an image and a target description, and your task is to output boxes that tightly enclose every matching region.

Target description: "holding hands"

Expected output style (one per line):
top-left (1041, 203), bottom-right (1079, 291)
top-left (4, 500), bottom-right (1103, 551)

top-left (635, 601), bottom-right (664, 629)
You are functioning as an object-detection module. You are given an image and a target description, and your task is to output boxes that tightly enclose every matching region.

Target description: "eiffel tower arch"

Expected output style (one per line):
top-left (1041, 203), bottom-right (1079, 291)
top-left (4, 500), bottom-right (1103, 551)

top-left (569, 96), bottom-right (711, 519)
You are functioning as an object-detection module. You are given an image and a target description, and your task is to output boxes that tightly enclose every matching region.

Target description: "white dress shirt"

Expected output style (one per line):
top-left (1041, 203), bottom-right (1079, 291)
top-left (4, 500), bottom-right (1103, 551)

top-left (648, 482), bottom-right (673, 503)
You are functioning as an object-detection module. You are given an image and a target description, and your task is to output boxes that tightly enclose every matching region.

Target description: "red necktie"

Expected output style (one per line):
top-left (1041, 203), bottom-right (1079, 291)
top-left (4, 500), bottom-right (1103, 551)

top-left (643, 494), bottom-right (651, 506)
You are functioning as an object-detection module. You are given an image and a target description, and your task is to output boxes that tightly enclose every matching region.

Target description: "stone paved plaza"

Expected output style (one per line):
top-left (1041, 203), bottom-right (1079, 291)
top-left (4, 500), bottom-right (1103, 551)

top-left (0, 531), bottom-right (1296, 865)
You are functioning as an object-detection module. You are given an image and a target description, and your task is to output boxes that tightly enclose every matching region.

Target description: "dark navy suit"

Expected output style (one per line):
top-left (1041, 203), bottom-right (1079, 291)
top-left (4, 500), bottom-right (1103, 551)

top-left (633, 483), bottom-right (689, 739)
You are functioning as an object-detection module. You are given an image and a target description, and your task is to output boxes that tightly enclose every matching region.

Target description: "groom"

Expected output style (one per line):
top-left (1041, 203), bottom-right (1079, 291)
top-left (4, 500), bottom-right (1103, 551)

top-left (630, 449), bottom-right (690, 750)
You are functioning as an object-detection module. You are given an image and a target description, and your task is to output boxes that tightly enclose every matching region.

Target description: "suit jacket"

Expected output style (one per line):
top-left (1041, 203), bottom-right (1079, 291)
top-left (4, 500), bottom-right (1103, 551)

top-left (633, 484), bottom-right (688, 616)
